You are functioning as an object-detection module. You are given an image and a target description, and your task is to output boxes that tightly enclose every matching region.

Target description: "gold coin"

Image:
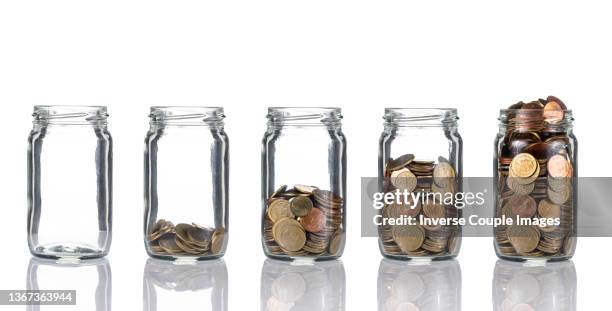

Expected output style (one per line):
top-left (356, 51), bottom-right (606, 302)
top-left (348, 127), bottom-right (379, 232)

top-left (510, 153), bottom-right (538, 179)
top-left (422, 201), bottom-right (445, 219)
top-left (267, 199), bottom-right (293, 222)
top-left (211, 229), bottom-right (225, 254)
top-left (507, 225), bottom-right (540, 253)
top-left (392, 225), bottom-right (425, 253)
top-left (390, 168), bottom-right (417, 192)
top-left (290, 196), bottom-right (314, 217)
top-left (272, 218), bottom-right (306, 252)
top-left (537, 199), bottom-right (561, 219)
top-left (433, 162), bottom-right (455, 187)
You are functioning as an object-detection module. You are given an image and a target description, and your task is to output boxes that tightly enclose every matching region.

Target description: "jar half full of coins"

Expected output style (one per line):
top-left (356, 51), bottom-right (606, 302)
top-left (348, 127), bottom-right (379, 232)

top-left (144, 107), bottom-right (229, 261)
top-left (378, 108), bottom-right (462, 260)
top-left (262, 107), bottom-right (346, 261)
top-left (494, 96), bottom-right (577, 261)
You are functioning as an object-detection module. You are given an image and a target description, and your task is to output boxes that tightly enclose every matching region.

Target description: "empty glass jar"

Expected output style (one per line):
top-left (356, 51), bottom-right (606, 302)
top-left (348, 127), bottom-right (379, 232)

top-left (494, 97), bottom-right (577, 261)
top-left (27, 106), bottom-right (112, 259)
top-left (378, 108), bottom-right (462, 260)
top-left (144, 107), bottom-right (229, 261)
top-left (262, 107), bottom-right (346, 261)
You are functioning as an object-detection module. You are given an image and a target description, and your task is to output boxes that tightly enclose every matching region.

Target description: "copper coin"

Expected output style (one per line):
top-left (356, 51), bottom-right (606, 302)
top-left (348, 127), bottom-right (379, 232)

top-left (299, 208), bottom-right (326, 233)
top-left (547, 154), bottom-right (571, 178)
top-left (543, 101), bottom-right (564, 123)
top-left (507, 195), bottom-right (537, 219)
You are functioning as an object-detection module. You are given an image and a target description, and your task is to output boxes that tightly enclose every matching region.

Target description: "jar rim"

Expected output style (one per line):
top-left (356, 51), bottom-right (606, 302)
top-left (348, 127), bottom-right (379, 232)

top-left (149, 106), bottom-right (225, 124)
top-left (32, 105), bottom-right (109, 124)
top-left (384, 108), bottom-right (458, 126)
top-left (267, 107), bottom-right (342, 125)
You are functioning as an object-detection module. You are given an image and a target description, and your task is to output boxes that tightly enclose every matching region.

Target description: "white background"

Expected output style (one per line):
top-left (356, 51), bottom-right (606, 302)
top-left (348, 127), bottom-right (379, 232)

top-left (1, 0), bottom-right (611, 310)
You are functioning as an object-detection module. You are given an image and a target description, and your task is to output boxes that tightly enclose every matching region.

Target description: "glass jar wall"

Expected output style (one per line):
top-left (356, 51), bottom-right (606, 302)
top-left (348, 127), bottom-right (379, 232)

top-left (27, 106), bottom-right (112, 259)
top-left (262, 107), bottom-right (346, 261)
top-left (144, 107), bottom-right (229, 261)
top-left (378, 108), bottom-right (462, 260)
top-left (494, 97), bottom-right (577, 261)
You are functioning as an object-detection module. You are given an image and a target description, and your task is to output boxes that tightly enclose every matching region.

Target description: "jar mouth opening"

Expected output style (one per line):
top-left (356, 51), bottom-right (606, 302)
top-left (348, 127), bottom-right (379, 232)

top-left (150, 106), bottom-right (225, 123)
top-left (33, 105), bottom-right (109, 123)
top-left (267, 107), bottom-right (342, 124)
top-left (384, 108), bottom-right (458, 125)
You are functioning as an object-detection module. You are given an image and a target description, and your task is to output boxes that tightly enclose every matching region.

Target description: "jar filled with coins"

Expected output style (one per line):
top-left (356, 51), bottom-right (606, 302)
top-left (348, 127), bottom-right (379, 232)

top-left (262, 107), bottom-right (346, 261)
top-left (378, 108), bottom-right (462, 260)
top-left (144, 107), bottom-right (229, 260)
top-left (494, 96), bottom-right (577, 261)
top-left (27, 106), bottom-right (112, 259)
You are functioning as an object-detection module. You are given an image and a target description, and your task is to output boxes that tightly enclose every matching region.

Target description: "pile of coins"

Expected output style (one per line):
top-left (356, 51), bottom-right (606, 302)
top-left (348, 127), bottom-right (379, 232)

top-left (148, 219), bottom-right (225, 256)
top-left (379, 153), bottom-right (460, 258)
top-left (495, 96), bottom-right (576, 259)
top-left (263, 184), bottom-right (344, 258)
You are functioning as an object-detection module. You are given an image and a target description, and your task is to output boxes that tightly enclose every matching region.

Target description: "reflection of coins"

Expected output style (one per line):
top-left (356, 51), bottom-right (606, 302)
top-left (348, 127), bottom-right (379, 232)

top-left (506, 195), bottom-right (537, 219)
top-left (392, 226), bottom-right (425, 253)
top-left (390, 168), bottom-right (417, 192)
top-left (507, 225), bottom-right (540, 253)
top-left (273, 218), bottom-right (306, 252)
top-left (299, 208), bottom-right (326, 233)
top-left (391, 272), bottom-right (425, 301)
top-left (290, 196), bottom-right (313, 217)
top-left (510, 153), bottom-right (538, 179)
top-left (507, 274), bottom-right (541, 304)
top-left (271, 272), bottom-right (306, 303)
top-left (267, 199), bottom-right (293, 222)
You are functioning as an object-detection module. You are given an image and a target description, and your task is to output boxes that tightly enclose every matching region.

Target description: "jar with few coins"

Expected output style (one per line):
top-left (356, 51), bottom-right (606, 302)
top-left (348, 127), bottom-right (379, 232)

top-left (378, 108), bottom-right (462, 260)
top-left (262, 107), bottom-right (346, 261)
top-left (144, 107), bottom-right (229, 261)
top-left (494, 96), bottom-right (577, 261)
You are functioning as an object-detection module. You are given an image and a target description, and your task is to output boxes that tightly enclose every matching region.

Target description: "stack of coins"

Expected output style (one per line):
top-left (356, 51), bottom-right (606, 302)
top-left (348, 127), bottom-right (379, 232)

top-left (148, 219), bottom-right (225, 256)
top-left (379, 153), bottom-right (460, 258)
top-left (495, 96), bottom-right (576, 258)
top-left (263, 185), bottom-right (344, 258)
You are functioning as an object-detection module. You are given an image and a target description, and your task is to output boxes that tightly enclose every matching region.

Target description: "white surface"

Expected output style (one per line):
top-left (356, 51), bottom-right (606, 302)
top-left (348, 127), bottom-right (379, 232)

top-left (1, 0), bottom-right (611, 309)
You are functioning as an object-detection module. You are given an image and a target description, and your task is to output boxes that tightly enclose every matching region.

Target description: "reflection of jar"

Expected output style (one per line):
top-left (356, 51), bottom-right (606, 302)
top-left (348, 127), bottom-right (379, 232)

top-left (377, 258), bottom-right (461, 311)
top-left (493, 259), bottom-right (576, 311)
top-left (144, 107), bottom-right (229, 260)
top-left (494, 98), bottom-right (577, 261)
top-left (143, 259), bottom-right (228, 311)
top-left (27, 106), bottom-right (112, 259)
top-left (260, 259), bottom-right (346, 311)
top-left (27, 258), bottom-right (112, 311)
top-left (378, 108), bottom-right (462, 260)
top-left (261, 108), bottom-right (346, 260)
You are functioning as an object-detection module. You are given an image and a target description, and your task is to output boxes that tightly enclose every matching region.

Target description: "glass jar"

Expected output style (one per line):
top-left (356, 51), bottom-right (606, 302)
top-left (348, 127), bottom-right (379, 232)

top-left (27, 106), bottom-right (112, 259)
top-left (493, 260), bottom-right (576, 310)
top-left (262, 107), bottom-right (346, 261)
top-left (144, 107), bottom-right (229, 261)
top-left (378, 108), bottom-right (462, 260)
top-left (143, 259), bottom-right (228, 310)
top-left (377, 259), bottom-right (461, 311)
top-left (494, 97), bottom-right (577, 261)
top-left (260, 259), bottom-right (346, 310)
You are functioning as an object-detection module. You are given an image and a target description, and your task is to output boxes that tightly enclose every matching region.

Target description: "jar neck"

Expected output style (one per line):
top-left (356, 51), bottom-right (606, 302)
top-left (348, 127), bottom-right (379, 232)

top-left (498, 109), bottom-right (574, 133)
top-left (33, 106), bottom-right (108, 126)
top-left (383, 108), bottom-right (458, 131)
top-left (266, 107), bottom-right (342, 130)
top-left (149, 106), bottom-right (225, 128)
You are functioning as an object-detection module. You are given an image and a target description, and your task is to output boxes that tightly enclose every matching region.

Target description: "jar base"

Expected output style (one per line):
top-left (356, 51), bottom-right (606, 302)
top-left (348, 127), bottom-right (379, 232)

top-left (495, 253), bottom-right (573, 263)
top-left (264, 252), bottom-right (342, 262)
top-left (30, 243), bottom-right (107, 260)
top-left (147, 252), bottom-right (225, 262)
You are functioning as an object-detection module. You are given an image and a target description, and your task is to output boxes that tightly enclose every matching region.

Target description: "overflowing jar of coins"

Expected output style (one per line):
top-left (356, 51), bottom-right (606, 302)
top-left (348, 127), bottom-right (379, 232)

top-left (378, 108), bottom-right (462, 260)
top-left (144, 107), bottom-right (229, 260)
top-left (494, 96), bottom-right (577, 261)
top-left (262, 108), bottom-right (346, 260)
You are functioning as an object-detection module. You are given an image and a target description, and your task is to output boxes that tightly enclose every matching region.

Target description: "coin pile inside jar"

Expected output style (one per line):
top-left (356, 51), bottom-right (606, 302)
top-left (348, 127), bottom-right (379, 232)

top-left (263, 185), bottom-right (344, 257)
top-left (379, 153), bottom-right (460, 257)
top-left (148, 219), bottom-right (225, 256)
top-left (495, 96), bottom-right (576, 258)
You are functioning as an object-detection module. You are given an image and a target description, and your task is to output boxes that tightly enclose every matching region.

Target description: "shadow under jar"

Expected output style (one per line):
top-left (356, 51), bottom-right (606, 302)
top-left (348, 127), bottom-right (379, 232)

top-left (262, 107), bottom-right (346, 261)
top-left (145, 107), bottom-right (228, 261)
top-left (378, 108), bottom-right (462, 260)
top-left (494, 96), bottom-right (577, 261)
top-left (28, 106), bottom-right (112, 260)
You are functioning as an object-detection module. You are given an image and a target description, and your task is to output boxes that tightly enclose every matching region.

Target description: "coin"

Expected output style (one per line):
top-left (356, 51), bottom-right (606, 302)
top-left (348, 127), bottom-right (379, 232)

top-left (543, 101), bottom-right (564, 123)
top-left (271, 185), bottom-right (287, 199)
top-left (390, 168), bottom-right (417, 192)
top-left (290, 196), bottom-right (314, 217)
top-left (273, 218), bottom-right (306, 252)
top-left (299, 208), bottom-right (326, 233)
top-left (386, 154), bottom-right (415, 171)
top-left (433, 161), bottom-right (455, 187)
top-left (158, 233), bottom-right (183, 254)
top-left (537, 199), bottom-right (561, 219)
top-left (267, 199), bottom-right (293, 222)
top-left (392, 225), bottom-right (425, 253)
top-left (507, 225), bottom-right (540, 254)
top-left (510, 153), bottom-right (538, 179)
top-left (506, 195), bottom-right (537, 219)
top-left (328, 229), bottom-right (345, 255)
top-left (547, 154), bottom-right (571, 179)
top-left (422, 201), bottom-right (445, 219)
top-left (294, 184), bottom-right (318, 194)
top-left (211, 229), bottom-right (225, 254)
